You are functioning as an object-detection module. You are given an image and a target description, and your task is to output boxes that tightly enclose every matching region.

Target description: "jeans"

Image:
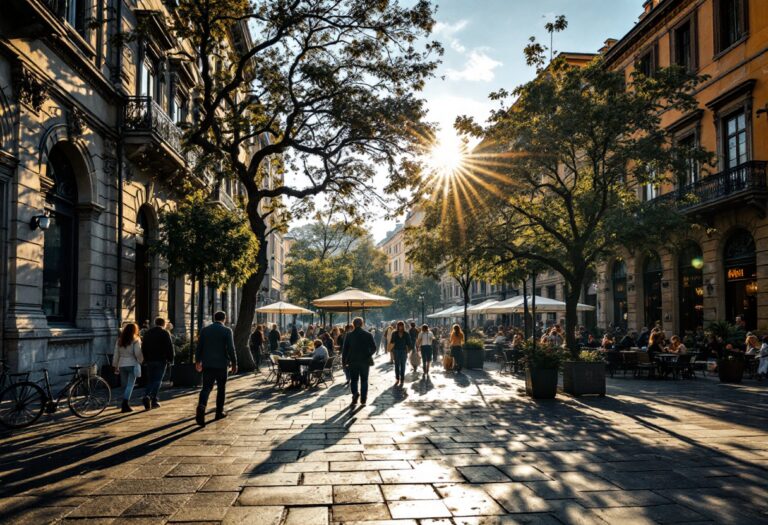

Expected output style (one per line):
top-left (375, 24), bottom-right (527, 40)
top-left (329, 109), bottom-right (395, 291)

top-left (250, 345), bottom-right (262, 370)
top-left (119, 365), bottom-right (138, 402)
top-left (144, 361), bottom-right (166, 400)
top-left (198, 367), bottom-right (228, 415)
top-left (421, 345), bottom-right (433, 367)
top-left (451, 346), bottom-right (464, 370)
top-left (349, 364), bottom-right (370, 401)
top-left (393, 349), bottom-right (407, 380)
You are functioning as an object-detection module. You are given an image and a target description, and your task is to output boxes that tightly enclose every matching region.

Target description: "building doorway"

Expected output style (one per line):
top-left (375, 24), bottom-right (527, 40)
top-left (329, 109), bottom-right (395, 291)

top-left (612, 260), bottom-right (627, 330)
top-left (723, 229), bottom-right (757, 330)
top-left (643, 252), bottom-right (663, 329)
top-left (678, 243), bottom-right (703, 333)
top-left (135, 207), bottom-right (153, 326)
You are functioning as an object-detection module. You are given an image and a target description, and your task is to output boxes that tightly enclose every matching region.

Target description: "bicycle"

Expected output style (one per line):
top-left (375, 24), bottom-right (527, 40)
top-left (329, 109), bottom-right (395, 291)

top-left (0, 364), bottom-right (111, 429)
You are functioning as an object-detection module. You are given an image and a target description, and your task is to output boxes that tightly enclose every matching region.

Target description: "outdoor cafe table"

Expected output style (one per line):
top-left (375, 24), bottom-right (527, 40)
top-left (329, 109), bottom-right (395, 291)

top-left (277, 357), bottom-right (316, 387)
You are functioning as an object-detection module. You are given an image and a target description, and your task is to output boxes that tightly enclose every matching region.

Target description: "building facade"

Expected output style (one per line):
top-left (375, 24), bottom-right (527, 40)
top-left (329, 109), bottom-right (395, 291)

top-left (0, 0), bottom-right (282, 378)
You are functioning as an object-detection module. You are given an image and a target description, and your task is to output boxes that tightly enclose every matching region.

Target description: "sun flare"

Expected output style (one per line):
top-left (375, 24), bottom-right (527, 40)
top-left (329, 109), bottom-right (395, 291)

top-left (427, 131), bottom-right (466, 176)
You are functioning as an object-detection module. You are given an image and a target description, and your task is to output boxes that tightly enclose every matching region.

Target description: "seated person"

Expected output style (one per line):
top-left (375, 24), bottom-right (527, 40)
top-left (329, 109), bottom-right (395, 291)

top-left (616, 331), bottom-right (637, 350)
top-left (745, 334), bottom-right (760, 355)
top-left (493, 330), bottom-right (508, 345)
top-left (668, 335), bottom-right (687, 354)
top-left (600, 334), bottom-right (615, 351)
top-left (309, 339), bottom-right (329, 369)
top-left (585, 334), bottom-right (600, 348)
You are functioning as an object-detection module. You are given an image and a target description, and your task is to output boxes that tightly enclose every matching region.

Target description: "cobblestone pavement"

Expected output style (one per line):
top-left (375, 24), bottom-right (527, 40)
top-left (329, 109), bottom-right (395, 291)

top-left (1, 354), bottom-right (767, 525)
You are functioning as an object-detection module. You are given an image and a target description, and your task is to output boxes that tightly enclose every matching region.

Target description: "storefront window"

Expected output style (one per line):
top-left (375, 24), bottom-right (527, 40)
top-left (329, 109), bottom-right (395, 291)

top-left (643, 252), bottom-right (663, 328)
top-left (678, 243), bottom-right (704, 333)
top-left (723, 229), bottom-right (756, 330)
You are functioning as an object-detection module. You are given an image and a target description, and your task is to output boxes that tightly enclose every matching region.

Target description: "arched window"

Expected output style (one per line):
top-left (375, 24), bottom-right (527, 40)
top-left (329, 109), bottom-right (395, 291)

top-left (643, 252), bottom-right (663, 328)
top-left (42, 146), bottom-right (79, 323)
top-left (723, 229), bottom-right (757, 330)
top-left (612, 260), bottom-right (627, 329)
top-left (678, 243), bottom-right (703, 333)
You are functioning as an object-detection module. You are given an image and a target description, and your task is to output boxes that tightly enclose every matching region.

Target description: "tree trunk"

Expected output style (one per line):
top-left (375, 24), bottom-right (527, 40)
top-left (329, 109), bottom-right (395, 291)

top-left (197, 275), bottom-right (205, 334)
top-left (564, 282), bottom-right (581, 356)
top-left (523, 279), bottom-right (529, 340)
top-left (189, 275), bottom-right (196, 362)
top-left (462, 287), bottom-right (469, 333)
top-left (232, 270), bottom-right (262, 371)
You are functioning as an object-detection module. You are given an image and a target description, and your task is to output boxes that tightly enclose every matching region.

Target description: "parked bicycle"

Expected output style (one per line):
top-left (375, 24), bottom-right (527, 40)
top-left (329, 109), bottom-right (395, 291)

top-left (0, 364), bottom-right (111, 429)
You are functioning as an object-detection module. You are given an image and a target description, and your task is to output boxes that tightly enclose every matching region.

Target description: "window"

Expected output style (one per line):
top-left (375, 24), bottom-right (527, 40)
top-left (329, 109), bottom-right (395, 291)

top-left (43, 147), bottom-right (79, 323)
top-left (642, 182), bottom-right (658, 201)
top-left (724, 110), bottom-right (748, 169)
top-left (715, 0), bottom-right (747, 53)
top-left (547, 285), bottom-right (556, 299)
top-left (678, 134), bottom-right (699, 186)
top-left (64, 0), bottom-right (88, 37)
top-left (140, 60), bottom-right (155, 98)
top-left (635, 45), bottom-right (657, 78)
top-left (671, 16), bottom-right (697, 72)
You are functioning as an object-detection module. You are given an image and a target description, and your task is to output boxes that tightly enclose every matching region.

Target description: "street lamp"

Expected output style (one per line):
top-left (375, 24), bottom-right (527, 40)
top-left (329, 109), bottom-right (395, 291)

top-left (419, 293), bottom-right (425, 325)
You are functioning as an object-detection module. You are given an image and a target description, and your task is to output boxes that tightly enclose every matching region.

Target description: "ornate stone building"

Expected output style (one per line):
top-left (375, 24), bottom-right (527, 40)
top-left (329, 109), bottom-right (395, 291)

top-left (0, 1), bottom-right (281, 377)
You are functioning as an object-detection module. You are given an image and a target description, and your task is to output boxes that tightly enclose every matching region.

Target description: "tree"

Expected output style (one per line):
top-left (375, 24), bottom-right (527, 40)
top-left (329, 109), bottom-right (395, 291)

top-left (154, 192), bottom-right (259, 359)
top-left (289, 207), bottom-right (366, 259)
top-left (347, 237), bottom-right (392, 294)
top-left (170, 0), bottom-right (441, 367)
top-left (385, 274), bottom-right (440, 322)
top-left (284, 257), bottom-right (351, 309)
top-left (455, 21), bottom-right (711, 353)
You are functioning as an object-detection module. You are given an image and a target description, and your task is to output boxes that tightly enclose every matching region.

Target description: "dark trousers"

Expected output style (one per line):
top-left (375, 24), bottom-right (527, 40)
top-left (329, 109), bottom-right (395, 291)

top-left (394, 349), bottom-right (407, 379)
top-left (198, 367), bottom-right (228, 415)
top-left (349, 364), bottom-right (370, 401)
top-left (451, 346), bottom-right (464, 371)
top-left (250, 345), bottom-right (261, 370)
top-left (144, 361), bottom-right (166, 399)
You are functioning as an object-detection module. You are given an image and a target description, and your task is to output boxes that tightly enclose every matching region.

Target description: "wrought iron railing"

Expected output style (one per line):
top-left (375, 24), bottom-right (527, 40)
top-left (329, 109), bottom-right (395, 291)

top-left (124, 96), bottom-right (198, 166)
top-left (211, 185), bottom-right (236, 209)
top-left (652, 161), bottom-right (768, 211)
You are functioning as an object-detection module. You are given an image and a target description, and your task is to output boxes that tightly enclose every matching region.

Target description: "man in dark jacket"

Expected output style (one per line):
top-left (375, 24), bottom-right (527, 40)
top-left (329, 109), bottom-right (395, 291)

top-left (141, 317), bottom-right (175, 410)
top-left (249, 325), bottom-right (264, 373)
top-left (195, 311), bottom-right (237, 427)
top-left (268, 324), bottom-right (281, 354)
top-left (341, 318), bottom-right (377, 405)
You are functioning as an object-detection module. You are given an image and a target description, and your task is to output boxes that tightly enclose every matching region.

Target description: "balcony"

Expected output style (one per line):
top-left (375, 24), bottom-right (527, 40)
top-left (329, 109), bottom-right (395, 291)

top-left (209, 185), bottom-right (237, 210)
top-left (653, 161), bottom-right (768, 217)
top-left (123, 96), bottom-right (199, 176)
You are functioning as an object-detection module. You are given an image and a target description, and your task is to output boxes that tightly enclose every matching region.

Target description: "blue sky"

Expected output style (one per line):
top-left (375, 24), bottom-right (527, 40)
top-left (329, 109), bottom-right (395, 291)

top-left (367, 0), bottom-right (645, 241)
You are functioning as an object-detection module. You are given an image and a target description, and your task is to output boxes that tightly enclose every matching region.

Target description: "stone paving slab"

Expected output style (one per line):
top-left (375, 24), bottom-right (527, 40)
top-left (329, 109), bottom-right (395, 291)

top-left (1, 355), bottom-right (768, 524)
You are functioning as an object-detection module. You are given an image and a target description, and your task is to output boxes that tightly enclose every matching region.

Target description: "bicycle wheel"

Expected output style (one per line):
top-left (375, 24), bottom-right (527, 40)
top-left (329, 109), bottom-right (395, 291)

top-left (0, 381), bottom-right (46, 429)
top-left (68, 375), bottom-right (111, 418)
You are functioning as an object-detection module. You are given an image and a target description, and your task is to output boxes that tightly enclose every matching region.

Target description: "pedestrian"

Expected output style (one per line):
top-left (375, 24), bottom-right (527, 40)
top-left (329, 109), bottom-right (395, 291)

top-left (250, 324), bottom-right (265, 373)
top-left (290, 325), bottom-right (299, 345)
top-left (268, 323), bottom-right (281, 354)
top-left (195, 311), bottom-right (238, 427)
top-left (449, 324), bottom-right (465, 372)
top-left (384, 322), bottom-right (396, 363)
top-left (112, 322), bottom-right (144, 413)
top-left (408, 322), bottom-right (419, 349)
top-left (416, 324), bottom-right (435, 376)
top-left (389, 321), bottom-right (413, 386)
top-left (338, 324), bottom-right (353, 386)
top-left (140, 317), bottom-right (174, 410)
top-left (341, 317), bottom-right (377, 405)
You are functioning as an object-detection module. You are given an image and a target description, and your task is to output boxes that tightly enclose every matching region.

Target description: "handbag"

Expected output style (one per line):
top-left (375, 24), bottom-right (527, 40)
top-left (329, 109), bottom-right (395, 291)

top-left (409, 349), bottom-right (420, 368)
top-left (443, 354), bottom-right (454, 370)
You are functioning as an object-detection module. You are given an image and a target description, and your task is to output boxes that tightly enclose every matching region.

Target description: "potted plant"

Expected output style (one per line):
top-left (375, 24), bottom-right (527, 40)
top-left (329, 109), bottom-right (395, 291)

top-left (463, 339), bottom-right (485, 369)
top-left (523, 343), bottom-right (568, 399)
top-left (717, 351), bottom-right (745, 383)
top-left (563, 350), bottom-right (606, 396)
top-left (171, 342), bottom-right (202, 387)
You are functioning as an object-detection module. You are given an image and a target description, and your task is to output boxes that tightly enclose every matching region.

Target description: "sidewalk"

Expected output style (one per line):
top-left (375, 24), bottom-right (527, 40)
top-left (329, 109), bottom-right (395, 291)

top-left (1, 355), bottom-right (767, 524)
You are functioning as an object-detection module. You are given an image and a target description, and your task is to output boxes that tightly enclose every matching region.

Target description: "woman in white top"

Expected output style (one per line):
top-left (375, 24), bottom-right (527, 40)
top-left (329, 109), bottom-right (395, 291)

top-left (757, 336), bottom-right (768, 379)
top-left (112, 322), bottom-right (144, 413)
top-left (416, 324), bottom-right (435, 376)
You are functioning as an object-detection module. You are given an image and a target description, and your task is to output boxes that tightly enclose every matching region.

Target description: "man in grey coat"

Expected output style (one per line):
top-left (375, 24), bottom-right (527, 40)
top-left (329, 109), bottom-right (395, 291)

top-left (195, 311), bottom-right (237, 427)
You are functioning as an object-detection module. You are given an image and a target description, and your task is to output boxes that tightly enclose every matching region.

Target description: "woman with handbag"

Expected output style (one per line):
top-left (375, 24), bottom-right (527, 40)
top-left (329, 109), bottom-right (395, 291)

top-left (449, 324), bottom-right (465, 372)
top-left (112, 322), bottom-right (144, 413)
top-left (389, 321), bottom-right (413, 386)
top-left (416, 325), bottom-right (435, 376)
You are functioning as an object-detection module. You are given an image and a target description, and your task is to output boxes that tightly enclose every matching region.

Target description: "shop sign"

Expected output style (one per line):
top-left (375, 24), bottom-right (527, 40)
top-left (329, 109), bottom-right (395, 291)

top-left (727, 268), bottom-right (745, 280)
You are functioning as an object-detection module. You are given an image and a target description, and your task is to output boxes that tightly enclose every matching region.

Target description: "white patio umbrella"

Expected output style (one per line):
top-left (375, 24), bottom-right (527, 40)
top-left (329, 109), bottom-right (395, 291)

top-left (437, 305), bottom-right (465, 318)
top-left (485, 295), bottom-right (595, 314)
top-left (312, 287), bottom-right (394, 323)
top-left (466, 299), bottom-right (500, 314)
top-left (427, 305), bottom-right (458, 319)
top-left (255, 301), bottom-right (315, 315)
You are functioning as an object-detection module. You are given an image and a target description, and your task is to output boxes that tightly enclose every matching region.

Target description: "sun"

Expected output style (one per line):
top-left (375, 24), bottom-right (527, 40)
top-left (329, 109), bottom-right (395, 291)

top-left (426, 130), bottom-right (466, 176)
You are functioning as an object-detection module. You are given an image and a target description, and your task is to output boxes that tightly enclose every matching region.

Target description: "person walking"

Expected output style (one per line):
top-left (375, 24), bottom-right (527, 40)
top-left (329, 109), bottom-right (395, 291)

top-left (384, 322), bottom-right (396, 363)
top-left (389, 321), bottom-right (413, 386)
top-left (449, 324), bottom-right (465, 372)
top-left (140, 317), bottom-right (174, 410)
top-left (416, 324), bottom-right (435, 376)
top-left (195, 311), bottom-right (238, 427)
top-left (268, 324), bottom-right (281, 354)
top-left (338, 324), bottom-right (353, 386)
top-left (249, 325), bottom-right (265, 373)
top-left (290, 325), bottom-right (299, 345)
top-left (112, 323), bottom-right (144, 413)
top-left (341, 317), bottom-right (377, 405)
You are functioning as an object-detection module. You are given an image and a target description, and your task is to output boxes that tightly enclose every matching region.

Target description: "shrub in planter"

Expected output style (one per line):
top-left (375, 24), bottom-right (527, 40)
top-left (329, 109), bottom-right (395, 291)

top-left (522, 343), bottom-right (569, 399)
top-left (718, 353), bottom-right (744, 383)
top-left (563, 350), bottom-right (606, 396)
top-left (463, 339), bottom-right (485, 369)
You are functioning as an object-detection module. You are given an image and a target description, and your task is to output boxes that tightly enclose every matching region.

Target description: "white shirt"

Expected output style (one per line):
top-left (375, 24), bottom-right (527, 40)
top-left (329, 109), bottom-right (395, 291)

top-left (112, 339), bottom-right (144, 369)
top-left (417, 331), bottom-right (434, 346)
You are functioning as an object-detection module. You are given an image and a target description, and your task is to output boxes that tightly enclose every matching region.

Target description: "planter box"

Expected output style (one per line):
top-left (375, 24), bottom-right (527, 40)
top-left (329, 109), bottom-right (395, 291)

top-left (718, 359), bottom-right (744, 384)
top-left (171, 363), bottom-right (201, 388)
top-left (464, 348), bottom-right (484, 369)
top-left (563, 361), bottom-right (606, 396)
top-left (525, 368), bottom-right (558, 399)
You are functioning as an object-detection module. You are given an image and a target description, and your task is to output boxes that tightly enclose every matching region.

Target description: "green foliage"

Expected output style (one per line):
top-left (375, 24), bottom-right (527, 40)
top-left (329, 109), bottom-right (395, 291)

top-left (522, 343), bottom-right (570, 370)
top-left (706, 321), bottom-right (745, 347)
top-left (463, 339), bottom-right (484, 351)
top-left (385, 274), bottom-right (440, 320)
top-left (154, 192), bottom-right (259, 286)
top-left (576, 350), bottom-right (604, 363)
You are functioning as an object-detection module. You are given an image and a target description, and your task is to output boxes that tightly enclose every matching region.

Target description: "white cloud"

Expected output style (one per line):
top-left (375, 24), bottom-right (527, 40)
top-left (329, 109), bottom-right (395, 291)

top-left (445, 50), bottom-right (503, 82)
top-left (434, 20), bottom-right (468, 53)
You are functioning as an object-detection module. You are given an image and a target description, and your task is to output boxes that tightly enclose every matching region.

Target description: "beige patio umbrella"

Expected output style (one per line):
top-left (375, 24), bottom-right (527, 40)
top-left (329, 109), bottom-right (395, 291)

top-left (312, 287), bottom-right (394, 323)
top-left (255, 301), bottom-right (314, 329)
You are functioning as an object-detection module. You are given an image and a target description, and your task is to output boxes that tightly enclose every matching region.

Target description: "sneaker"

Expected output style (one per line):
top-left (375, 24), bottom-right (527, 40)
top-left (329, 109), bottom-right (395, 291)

top-left (195, 405), bottom-right (206, 427)
top-left (360, 398), bottom-right (367, 406)
top-left (351, 395), bottom-right (359, 405)
top-left (151, 399), bottom-right (161, 409)
top-left (142, 396), bottom-right (151, 411)
top-left (215, 412), bottom-right (227, 421)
